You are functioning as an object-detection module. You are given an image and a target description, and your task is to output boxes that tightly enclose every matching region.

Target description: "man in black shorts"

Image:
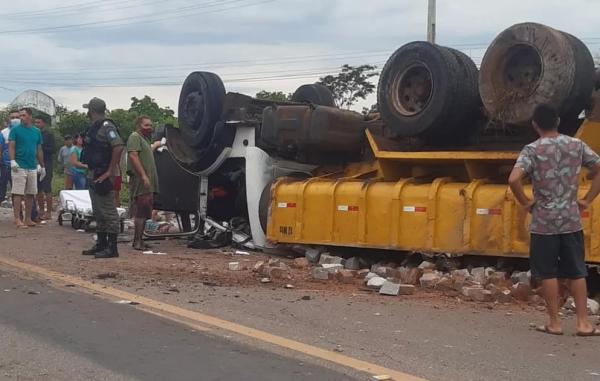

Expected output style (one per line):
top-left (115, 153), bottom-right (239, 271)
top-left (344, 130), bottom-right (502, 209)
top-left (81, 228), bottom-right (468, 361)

top-left (509, 104), bottom-right (600, 336)
top-left (34, 113), bottom-right (54, 220)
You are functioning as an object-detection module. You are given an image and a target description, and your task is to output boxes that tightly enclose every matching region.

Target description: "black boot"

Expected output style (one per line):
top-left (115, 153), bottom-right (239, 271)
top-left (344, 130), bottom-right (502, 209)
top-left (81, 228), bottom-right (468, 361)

top-left (82, 232), bottom-right (107, 255)
top-left (95, 233), bottom-right (119, 259)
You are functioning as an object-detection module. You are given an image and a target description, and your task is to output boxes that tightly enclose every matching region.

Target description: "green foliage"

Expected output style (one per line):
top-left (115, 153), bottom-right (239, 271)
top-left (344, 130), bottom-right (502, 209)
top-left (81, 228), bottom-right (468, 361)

top-left (255, 90), bottom-right (292, 102)
top-left (55, 105), bottom-right (88, 138)
top-left (0, 108), bottom-right (9, 126)
top-left (318, 64), bottom-right (379, 109)
top-left (54, 95), bottom-right (177, 143)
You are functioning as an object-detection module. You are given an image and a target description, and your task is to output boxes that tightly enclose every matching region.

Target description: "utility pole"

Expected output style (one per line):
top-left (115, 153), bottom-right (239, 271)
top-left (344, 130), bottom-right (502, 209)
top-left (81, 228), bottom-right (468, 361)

top-left (427, 0), bottom-right (436, 44)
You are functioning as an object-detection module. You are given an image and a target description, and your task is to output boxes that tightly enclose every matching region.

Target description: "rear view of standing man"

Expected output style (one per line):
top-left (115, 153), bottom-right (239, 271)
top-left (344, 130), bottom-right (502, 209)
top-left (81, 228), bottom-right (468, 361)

top-left (509, 104), bottom-right (600, 337)
top-left (35, 113), bottom-right (55, 220)
top-left (9, 108), bottom-right (45, 228)
top-left (81, 98), bottom-right (124, 259)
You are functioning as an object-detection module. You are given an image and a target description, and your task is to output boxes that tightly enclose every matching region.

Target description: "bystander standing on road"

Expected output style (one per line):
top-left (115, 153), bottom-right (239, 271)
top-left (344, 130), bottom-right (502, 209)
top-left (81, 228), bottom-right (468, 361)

top-left (34, 113), bottom-right (55, 220)
top-left (0, 110), bottom-right (20, 204)
top-left (57, 135), bottom-right (73, 190)
top-left (509, 104), bottom-right (600, 337)
top-left (80, 97), bottom-right (124, 259)
top-left (70, 134), bottom-right (88, 190)
top-left (127, 115), bottom-right (159, 251)
top-left (8, 108), bottom-right (45, 228)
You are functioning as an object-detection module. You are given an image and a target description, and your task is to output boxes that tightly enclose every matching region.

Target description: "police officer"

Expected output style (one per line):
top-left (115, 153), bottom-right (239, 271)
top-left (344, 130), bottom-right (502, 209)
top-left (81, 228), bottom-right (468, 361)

top-left (81, 97), bottom-right (125, 259)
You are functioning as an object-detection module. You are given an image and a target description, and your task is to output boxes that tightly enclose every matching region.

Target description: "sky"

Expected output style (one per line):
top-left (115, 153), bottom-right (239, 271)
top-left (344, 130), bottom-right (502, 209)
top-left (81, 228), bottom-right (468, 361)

top-left (1, 0), bottom-right (600, 114)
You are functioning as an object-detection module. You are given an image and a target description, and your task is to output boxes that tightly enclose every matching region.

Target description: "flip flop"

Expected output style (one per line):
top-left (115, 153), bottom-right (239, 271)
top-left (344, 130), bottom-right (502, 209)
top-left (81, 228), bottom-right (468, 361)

top-left (535, 325), bottom-right (564, 336)
top-left (576, 328), bottom-right (600, 337)
top-left (16, 224), bottom-right (28, 229)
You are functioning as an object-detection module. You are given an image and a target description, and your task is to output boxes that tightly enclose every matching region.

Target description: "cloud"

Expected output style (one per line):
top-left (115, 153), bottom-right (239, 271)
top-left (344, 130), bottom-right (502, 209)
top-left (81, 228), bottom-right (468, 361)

top-left (1, 0), bottom-right (600, 114)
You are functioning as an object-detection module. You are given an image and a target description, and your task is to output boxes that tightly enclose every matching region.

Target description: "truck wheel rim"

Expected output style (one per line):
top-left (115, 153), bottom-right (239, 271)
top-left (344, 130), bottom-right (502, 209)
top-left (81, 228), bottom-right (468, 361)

top-left (392, 63), bottom-right (433, 116)
top-left (500, 44), bottom-right (542, 98)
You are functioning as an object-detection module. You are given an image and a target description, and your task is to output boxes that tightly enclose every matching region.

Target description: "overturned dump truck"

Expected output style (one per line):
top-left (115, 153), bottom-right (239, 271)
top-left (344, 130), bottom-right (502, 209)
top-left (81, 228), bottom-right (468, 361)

top-left (159, 22), bottom-right (600, 264)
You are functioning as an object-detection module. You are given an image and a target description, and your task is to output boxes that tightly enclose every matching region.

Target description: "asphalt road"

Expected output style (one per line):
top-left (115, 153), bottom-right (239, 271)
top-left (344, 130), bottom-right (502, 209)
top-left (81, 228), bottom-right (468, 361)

top-left (0, 271), bottom-right (355, 381)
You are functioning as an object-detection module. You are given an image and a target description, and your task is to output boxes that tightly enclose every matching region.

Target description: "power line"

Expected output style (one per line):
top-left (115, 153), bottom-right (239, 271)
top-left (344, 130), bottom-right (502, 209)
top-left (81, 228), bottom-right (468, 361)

top-left (0, 0), bottom-right (273, 34)
top-left (0, 0), bottom-right (127, 18)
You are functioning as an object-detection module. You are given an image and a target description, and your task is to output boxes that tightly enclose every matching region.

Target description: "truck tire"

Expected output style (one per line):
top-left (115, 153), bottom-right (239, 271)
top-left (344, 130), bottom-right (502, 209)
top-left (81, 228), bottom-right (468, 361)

top-left (178, 71), bottom-right (226, 149)
top-left (292, 83), bottom-right (336, 107)
top-left (479, 23), bottom-right (594, 130)
top-left (377, 41), bottom-right (477, 142)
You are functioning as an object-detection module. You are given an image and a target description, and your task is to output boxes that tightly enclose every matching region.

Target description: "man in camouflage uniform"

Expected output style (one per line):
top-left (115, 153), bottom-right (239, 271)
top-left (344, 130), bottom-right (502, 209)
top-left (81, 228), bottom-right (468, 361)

top-left (81, 98), bottom-right (124, 259)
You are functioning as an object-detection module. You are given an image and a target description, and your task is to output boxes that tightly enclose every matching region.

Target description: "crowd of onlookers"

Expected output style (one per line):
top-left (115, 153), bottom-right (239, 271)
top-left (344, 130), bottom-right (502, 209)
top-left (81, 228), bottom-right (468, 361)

top-left (1, 102), bottom-right (165, 253)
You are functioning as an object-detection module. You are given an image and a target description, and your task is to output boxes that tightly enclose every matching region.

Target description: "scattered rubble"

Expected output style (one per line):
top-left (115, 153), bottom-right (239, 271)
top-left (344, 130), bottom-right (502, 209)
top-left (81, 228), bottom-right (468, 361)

top-left (563, 297), bottom-right (600, 315)
top-left (398, 284), bottom-right (416, 295)
top-left (367, 276), bottom-right (387, 289)
top-left (344, 257), bottom-right (361, 270)
top-left (379, 281), bottom-right (400, 296)
top-left (319, 254), bottom-right (343, 265)
top-left (312, 267), bottom-right (330, 281)
top-left (304, 248), bottom-right (321, 263)
top-left (419, 271), bottom-right (442, 288)
top-left (228, 262), bottom-right (242, 271)
top-left (291, 257), bottom-right (309, 269)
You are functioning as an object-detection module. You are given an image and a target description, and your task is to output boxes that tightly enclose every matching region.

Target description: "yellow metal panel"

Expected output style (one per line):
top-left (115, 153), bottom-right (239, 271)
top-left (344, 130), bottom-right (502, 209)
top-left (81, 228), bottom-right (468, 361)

top-left (267, 179), bottom-right (600, 264)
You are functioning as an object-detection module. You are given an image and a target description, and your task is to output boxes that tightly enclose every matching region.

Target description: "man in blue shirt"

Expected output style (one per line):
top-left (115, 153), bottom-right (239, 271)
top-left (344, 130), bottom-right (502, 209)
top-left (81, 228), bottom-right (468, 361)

top-left (0, 110), bottom-right (20, 203)
top-left (9, 107), bottom-right (45, 228)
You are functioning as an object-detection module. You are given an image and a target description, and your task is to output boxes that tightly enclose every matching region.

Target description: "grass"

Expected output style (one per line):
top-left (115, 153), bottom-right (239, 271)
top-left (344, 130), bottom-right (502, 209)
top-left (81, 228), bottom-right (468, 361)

top-left (52, 171), bottom-right (131, 207)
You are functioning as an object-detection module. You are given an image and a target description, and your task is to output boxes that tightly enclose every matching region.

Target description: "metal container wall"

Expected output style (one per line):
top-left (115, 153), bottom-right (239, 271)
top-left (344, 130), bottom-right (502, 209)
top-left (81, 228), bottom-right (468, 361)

top-left (259, 105), bottom-right (365, 163)
top-left (266, 178), bottom-right (599, 264)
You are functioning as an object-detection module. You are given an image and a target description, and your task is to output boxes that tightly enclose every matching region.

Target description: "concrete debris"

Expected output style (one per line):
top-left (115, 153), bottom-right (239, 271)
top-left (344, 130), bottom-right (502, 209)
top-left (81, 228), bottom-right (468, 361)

top-left (564, 297), bottom-right (600, 315)
top-left (435, 276), bottom-right (454, 290)
top-left (252, 261), bottom-right (265, 273)
top-left (470, 267), bottom-right (486, 284)
top-left (398, 284), bottom-right (416, 295)
top-left (487, 284), bottom-right (513, 303)
top-left (336, 270), bottom-right (356, 284)
top-left (374, 266), bottom-right (396, 278)
top-left (142, 250), bottom-right (167, 255)
top-left (344, 257), bottom-right (361, 270)
top-left (487, 271), bottom-right (508, 287)
top-left (267, 258), bottom-right (282, 267)
top-left (419, 271), bottom-right (442, 288)
top-left (512, 282), bottom-right (532, 302)
top-left (462, 285), bottom-right (493, 302)
top-left (418, 261), bottom-right (436, 270)
top-left (321, 263), bottom-right (344, 273)
top-left (379, 281), bottom-right (401, 296)
top-left (364, 272), bottom-right (378, 281)
top-left (357, 269), bottom-right (370, 277)
top-left (511, 271), bottom-right (530, 287)
top-left (312, 267), bottom-right (330, 281)
top-left (265, 267), bottom-right (292, 280)
top-left (399, 267), bottom-right (423, 285)
top-left (228, 262), bottom-right (242, 271)
top-left (371, 375), bottom-right (392, 381)
top-left (319, 253), bottom-right (343, 265)
top-left (484, 267), bottom-right (496, 278)
top-left (304, 248), bottom-right (321, 263)
top-left (260, 277), bottom-right (272, 283)
top-left (291, 257), bottom-right (310, 269)
top-left (234, 250), bottom-right (250, 256)
top-left (367, 276), bottom-right (387, 289)
top-left (284, 284), bottom-right (295, 289)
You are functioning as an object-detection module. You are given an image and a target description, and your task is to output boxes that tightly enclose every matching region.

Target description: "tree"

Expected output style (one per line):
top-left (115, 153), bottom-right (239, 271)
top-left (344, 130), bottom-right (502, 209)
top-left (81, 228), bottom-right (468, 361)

top-left (318, 64), bottom-right (379, 109)
top-left (55, 105), bottom-right (88, 138)
top-left (255, 90), bottom-right (292, 102)
top-left (129, 96), bottom-right (177, 127)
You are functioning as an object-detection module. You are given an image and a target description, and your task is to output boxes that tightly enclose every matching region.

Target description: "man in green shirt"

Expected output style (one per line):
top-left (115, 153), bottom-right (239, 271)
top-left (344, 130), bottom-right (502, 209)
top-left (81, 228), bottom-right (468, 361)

top-left (8, 107), bottom-right (45, 228)
top-left (127, 115), bottom-right (159, 250)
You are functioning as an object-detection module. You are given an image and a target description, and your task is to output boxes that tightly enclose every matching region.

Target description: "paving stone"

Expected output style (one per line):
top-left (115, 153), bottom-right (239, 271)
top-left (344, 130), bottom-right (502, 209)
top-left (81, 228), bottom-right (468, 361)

top-left (321, 263), bottom-right (344, 273)
top-left (379, 281), bottom-right (400, 296)
top-left (312, 267), bottom-right (330, 280)
top-left (291, 257), bottom-right (310, 269)
top-left (398, 284), bottom-right (416, 295)
top-left (305, 248), bottom-right (322, 263)
top-left (336, 270), bottom-right (356, 284)
top-left (319, 253), bottom-right (343, 265)
top-left (367, 276), bottom-right (387, 289)
top-left (399, 267), bottom-right (423, 285)
top-left (228, 262), bottom-right (241, 271)
top-left (419, 272), bottom-right (441, 288)
top-left (344, 257), bottom-right (361, 270)
top-left (471, 267), bottom-right (486, 284)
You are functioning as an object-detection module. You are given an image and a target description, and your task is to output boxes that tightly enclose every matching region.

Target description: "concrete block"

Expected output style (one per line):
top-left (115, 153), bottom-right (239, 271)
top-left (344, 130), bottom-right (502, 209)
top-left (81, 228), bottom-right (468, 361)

top-left (344, 257), bottom-right (361, 270)
top-left (398, 284), bottom-right (416, 295)
top-left (292, 257), bottom-right (310, 269)
top-left (228, 262), bottom-right (241, 271)
top-left (321, 263), bottom-right (344, 273)
top-left (419, 272), bottom-right (441, 288)
top-left (305, 248), bottom-right (321, 263)
top-left (379, 281), bottom-right (401, 296)
top-left (312, 267), bottom-right (330, 280)
top-left (319, 253), bottom-right (343, 265)
top-left (367, 276), bottom-right (386, 288)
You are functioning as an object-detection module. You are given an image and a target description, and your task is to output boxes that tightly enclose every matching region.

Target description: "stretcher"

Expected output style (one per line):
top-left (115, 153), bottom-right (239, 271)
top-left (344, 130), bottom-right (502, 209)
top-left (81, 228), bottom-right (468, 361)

top-left (57, 190), bottom-right (126, 232)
